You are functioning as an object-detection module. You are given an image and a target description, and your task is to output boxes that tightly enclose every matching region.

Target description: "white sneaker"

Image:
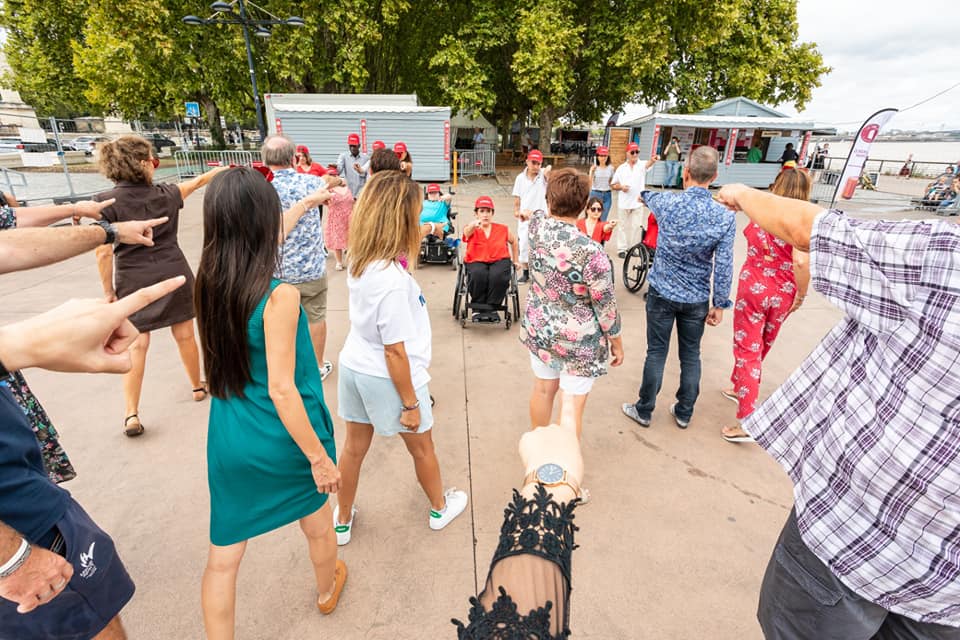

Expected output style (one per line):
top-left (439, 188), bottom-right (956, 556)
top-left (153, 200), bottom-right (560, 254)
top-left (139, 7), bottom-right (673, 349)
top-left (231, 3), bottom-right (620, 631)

top-left (332, 503), bottom-right (356, 546)
top-left (429, 488), bottom-right (468, 531)
top-left (320, 360), bottom-right (334, 381)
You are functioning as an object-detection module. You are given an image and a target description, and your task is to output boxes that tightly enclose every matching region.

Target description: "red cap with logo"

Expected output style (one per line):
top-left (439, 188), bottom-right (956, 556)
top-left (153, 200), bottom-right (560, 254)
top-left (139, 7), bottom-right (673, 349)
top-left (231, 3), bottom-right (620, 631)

top-left (347, 133), bottom-right (360, 145)
top-left (372, 140), bottom-right (386, 151)
top-left (296, 144), bottom-right (309, 154)
top-left (426, 183), bottom-right (441, 194)
top-left (393, 141), bottom-right (407, 158)
top-left (474, 195), bottom-right (495, 210)
top-left (626, 142), bottom-right (640, 153)
top-left (596, 146), bottom-right (609, 156)
top-left (527, 149), bottom-right (543, 163)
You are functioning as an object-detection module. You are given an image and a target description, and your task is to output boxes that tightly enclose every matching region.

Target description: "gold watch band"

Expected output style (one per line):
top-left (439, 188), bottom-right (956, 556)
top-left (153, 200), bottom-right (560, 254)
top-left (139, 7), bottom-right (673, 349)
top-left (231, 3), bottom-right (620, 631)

top-left (522, 467), bottom-right (581, 498)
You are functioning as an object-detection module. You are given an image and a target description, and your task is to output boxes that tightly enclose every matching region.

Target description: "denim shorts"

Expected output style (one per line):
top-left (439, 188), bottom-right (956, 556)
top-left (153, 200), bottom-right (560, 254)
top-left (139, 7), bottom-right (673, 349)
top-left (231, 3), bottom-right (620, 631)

top-left (0, 499), bottom-right (136, 639)
top-left (337, 364), bottom-right (434, 436)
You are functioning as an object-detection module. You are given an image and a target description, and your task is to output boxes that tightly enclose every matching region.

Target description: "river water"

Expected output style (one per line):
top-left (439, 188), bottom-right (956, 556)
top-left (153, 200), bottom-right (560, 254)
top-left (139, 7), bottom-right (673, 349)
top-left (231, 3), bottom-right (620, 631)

top-left (813, 140), bottom-right (960, 165)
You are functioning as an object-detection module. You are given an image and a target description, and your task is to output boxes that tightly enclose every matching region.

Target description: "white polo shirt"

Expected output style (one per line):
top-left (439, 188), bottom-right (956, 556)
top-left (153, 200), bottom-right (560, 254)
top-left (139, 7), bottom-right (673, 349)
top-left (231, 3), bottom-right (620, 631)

top-left (612, 161), bottom-right (647, 210)
top-left (512, 169), bottom-right (548, 213)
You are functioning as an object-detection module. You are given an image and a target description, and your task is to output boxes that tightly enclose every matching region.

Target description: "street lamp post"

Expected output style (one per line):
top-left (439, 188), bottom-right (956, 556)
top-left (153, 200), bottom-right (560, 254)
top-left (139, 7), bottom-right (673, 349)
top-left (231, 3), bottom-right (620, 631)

top-left (182, 0), bottom-right (304, 142)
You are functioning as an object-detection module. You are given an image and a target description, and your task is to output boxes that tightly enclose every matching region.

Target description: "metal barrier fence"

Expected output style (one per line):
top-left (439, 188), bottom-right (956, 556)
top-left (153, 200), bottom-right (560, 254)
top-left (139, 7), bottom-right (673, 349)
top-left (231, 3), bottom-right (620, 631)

top-left (174, 150), bottom-right (259, 181)
top-left (818, 156), bottom-right (954, 179)
top-left (456, 149), bottom-right (496, 178)
top-left (0, 167), bottom-right (28, 201)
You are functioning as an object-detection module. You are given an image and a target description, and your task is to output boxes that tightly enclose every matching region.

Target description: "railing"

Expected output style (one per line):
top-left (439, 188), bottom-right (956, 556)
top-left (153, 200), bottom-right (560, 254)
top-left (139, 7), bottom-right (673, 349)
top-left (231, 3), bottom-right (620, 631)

top-left (817, 156), bottom-right (954, 179)
top-left (456, 149), bottom-right (496, 178)
top-left (0, 167), bottom-right (28, 201)
top-left (174, 150), bottom-right (260, 181)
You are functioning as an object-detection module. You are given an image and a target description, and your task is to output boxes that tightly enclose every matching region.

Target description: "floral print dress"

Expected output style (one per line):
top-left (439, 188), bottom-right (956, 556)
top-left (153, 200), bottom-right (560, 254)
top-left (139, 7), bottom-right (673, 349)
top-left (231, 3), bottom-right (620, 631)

top-left (521, 210), bottom-right (621, 378)
top-left (0, 205), bottom-right (75, 483)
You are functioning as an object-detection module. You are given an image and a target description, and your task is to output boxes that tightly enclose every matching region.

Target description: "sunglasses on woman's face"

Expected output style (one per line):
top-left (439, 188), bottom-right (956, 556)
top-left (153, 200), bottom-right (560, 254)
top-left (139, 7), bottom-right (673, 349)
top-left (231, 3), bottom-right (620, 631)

top-left (151, 157), bottom-right (160, 169)
top-left (589, 206), bottom-right (602, 212)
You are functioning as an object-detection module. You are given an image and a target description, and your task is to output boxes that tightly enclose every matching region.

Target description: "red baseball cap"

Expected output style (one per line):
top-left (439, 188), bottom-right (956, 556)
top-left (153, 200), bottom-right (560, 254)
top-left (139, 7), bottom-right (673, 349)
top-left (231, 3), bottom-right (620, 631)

top-left (596, 146), bottom-right (609, 156)
top-left (372, 140), bottom-right (386, 151)
top-left (295, 144), bottom-right (309, 154)
top-left (474, 196), bottom-right (495, 210)
top-left (326, 167), bottom-right (339, 176)
top-left (527, 149), bottom-right (543, 163)
top-left (347, 133), bottom-right (360, 145)
top-left (626, 142), bottom-right (640, 153)
top-left (393, 141), bottom-right (407, 157)
top-left (426, 183), bottom-right (441, 194)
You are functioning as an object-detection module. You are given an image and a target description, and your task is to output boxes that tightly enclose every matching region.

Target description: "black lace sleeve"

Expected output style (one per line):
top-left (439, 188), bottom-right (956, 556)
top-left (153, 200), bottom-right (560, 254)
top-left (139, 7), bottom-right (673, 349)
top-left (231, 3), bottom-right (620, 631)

top-left (452, 484), bottom-right (579, 639)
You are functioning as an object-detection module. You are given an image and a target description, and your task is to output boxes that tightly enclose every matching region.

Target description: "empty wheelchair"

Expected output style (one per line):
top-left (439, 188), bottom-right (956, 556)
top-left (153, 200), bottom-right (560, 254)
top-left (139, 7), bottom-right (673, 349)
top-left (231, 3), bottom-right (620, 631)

top-left (622, 213), bottom-right (658, 293)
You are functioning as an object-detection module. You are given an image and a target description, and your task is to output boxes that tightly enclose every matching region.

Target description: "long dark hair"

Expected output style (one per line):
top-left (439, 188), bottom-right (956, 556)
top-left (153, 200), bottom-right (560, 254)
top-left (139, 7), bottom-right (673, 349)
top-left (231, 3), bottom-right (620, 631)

top-left (195, 167), bottom-right (281, 399)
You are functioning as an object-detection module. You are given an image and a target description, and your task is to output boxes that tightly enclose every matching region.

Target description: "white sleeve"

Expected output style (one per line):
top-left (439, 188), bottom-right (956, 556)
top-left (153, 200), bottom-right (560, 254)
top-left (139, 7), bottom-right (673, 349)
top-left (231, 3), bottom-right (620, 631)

top-left (612, 165), bottom-right (624, 183)
top-left (512, 175), bottom-right (523, 198)
top-left (377, 289), bottom-right (418, 346)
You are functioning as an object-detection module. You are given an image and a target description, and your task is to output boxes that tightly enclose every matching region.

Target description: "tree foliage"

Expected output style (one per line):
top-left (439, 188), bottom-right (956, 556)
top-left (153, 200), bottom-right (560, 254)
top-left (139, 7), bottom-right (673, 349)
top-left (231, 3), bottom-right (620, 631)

top-left (0, 0), bottom-right (827, 145)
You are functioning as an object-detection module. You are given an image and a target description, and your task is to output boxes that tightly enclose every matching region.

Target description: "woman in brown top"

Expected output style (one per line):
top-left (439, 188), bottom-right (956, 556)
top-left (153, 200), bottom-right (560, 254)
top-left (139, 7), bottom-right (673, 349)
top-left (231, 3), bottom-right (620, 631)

top-left (94, 135), bottom-right (226, 436)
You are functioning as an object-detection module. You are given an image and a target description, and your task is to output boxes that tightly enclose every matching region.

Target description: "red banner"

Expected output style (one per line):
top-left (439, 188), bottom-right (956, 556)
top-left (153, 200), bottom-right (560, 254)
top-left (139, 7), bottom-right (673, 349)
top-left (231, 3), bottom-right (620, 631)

top-left (360, 120), bottom-right (367, 154)
top-left (443, 121), bottom-right (450, 161)
top-left (798, 131), bottom-right (812, 166)
top-left (650, 124), bottom-right (661, 157)
top-left (274, 118), bottom-right (283, 135)
top-left (724, 128), bottom-right (738, 166)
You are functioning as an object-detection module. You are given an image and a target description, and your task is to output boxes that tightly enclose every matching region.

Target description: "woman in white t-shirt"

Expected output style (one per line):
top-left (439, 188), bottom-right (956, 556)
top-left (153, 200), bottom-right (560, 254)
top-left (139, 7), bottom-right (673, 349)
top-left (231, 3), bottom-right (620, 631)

top-left (334, 170), bottom-right (468, 545)
top-left (588, 145), bottom-right (614, 221)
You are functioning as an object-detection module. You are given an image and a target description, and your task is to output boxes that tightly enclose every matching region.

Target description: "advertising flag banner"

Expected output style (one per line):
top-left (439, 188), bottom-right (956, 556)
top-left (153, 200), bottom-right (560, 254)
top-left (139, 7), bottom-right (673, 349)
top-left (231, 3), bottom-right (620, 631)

top-left (360, 120), bottom-right (367, 154)
top-left (443, 121), bottom-right (450, 161)
top-left (725, 129), bottom-right (738, 166)
top-left (650, 124), bottom-right (661, 157)
top-left (798, 132), bottom-right (812, 166)
top-left (833, 108), bottom-right (898, 203)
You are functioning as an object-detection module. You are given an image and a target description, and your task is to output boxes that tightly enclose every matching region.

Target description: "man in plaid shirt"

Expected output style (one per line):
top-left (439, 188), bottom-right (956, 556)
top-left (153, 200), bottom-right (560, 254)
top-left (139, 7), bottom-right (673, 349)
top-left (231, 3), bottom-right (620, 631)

top-left (717, 183), bottom-right (960, 639)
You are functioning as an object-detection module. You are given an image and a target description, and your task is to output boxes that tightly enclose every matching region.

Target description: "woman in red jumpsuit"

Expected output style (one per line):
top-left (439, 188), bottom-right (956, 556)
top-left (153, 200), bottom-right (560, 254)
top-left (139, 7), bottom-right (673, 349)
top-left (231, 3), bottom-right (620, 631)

top-left (721, 168), bottom-right (811, 443)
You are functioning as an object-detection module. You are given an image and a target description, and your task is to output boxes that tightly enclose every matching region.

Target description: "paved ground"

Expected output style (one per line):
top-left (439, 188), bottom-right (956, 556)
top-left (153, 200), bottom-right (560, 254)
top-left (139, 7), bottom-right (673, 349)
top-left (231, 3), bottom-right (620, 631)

top-left (3, 177), bottom-right (949, 639)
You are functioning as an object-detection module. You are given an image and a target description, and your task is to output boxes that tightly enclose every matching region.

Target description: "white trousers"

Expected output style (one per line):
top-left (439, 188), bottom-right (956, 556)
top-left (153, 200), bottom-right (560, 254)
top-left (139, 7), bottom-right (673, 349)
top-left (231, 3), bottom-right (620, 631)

top-left (518, 219), bottom-right (530, 264)
top-left (616, 207), bottom-right (644, 252)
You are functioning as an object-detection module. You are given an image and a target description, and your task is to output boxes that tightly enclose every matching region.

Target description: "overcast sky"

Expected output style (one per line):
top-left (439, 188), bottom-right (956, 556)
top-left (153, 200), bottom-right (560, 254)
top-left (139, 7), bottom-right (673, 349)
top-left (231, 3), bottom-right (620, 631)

top-left (777, 0), bottom-right (959, 132)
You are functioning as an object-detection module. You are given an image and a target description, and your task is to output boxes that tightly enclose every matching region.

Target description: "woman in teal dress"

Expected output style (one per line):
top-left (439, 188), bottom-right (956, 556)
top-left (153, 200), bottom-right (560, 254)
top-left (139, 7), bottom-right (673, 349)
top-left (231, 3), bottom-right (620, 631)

top-left (194, 167), bottom-right (346, 638)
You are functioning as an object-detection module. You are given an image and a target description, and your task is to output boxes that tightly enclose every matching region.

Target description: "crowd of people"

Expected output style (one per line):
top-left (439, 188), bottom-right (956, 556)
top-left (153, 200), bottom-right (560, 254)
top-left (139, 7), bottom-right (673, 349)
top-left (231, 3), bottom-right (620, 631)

top-left (0, 129), bottom-right (958, 640)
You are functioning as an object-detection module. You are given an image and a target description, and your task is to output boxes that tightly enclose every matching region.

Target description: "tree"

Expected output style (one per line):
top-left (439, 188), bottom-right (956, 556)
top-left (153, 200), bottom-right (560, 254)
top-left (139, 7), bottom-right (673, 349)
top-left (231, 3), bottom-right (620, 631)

top-left (0, 0), bottom-right (96, 117)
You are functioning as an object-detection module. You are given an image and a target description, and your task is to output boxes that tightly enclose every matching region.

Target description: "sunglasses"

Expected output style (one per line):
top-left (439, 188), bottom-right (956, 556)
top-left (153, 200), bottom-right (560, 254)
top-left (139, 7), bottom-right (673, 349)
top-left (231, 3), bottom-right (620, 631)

top-left (628, 151), bottom-right (639, 155)
top-left (589, 206), bottom-right (602, 211)
top-left (150, 157), bottom-right (160, 169)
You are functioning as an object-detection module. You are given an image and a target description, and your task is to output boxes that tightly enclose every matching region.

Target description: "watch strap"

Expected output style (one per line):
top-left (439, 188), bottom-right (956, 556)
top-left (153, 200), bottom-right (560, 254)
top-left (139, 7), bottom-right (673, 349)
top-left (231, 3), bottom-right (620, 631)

top-left (93, 219), bottom-right (116, 245)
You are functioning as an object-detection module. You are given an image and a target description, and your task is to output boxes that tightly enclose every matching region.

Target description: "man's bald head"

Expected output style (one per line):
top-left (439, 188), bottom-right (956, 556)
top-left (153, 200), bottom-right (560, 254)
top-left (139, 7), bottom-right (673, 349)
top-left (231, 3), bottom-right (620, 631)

top-left (262, 135), bottom-right (296, 168)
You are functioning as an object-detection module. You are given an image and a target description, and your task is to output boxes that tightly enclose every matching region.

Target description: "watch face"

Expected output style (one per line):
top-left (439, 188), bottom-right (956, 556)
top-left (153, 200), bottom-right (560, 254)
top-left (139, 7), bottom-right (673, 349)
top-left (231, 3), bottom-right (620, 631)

top-left (536, 463), bottom-right (564, 484)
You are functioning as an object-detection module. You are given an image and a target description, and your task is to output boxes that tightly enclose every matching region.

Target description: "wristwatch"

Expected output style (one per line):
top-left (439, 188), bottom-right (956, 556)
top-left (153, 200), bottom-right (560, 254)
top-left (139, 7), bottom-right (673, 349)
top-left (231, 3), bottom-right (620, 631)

top-left (522, 463), bottom-right (581, 498)
top-left (93, 219), bottom-right (117, 245)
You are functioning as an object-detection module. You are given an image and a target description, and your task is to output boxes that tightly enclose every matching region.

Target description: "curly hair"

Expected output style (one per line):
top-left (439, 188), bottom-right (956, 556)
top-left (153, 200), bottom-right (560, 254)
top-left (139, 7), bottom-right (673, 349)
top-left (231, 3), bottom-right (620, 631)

top-left (97, 135), bottom-right (153, 184)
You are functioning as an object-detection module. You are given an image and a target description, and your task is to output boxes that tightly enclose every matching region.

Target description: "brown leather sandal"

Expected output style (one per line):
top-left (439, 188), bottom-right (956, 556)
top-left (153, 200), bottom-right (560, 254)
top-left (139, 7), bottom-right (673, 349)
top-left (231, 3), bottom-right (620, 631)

top-left (124, 414), bottom-right (145, 437)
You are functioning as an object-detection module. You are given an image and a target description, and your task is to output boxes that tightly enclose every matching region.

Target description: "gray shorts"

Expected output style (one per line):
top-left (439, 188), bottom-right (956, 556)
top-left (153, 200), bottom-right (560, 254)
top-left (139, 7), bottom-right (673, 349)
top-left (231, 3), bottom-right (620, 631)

top-left (337, 364), bottom-right (434, 436)
top-left (758, 508), bottom-right (960, 639)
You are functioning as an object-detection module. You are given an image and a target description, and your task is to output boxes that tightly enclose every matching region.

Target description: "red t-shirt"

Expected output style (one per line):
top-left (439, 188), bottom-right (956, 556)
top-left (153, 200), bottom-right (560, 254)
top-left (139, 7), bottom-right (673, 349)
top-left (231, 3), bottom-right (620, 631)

top-left (296, 163), bottom-right (327, 177)
top-left (464, 223), bottom-right (510, 263)
top-left (576, 218), bottom-right (612, 243)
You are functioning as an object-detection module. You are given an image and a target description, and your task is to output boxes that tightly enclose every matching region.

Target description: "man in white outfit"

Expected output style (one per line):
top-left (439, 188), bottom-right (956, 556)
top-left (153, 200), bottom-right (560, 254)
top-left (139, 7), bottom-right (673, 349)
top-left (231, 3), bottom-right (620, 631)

top-left (611, 142), bottom-right (658, 258)
top-left (512, 149), bottom-right (550, 283)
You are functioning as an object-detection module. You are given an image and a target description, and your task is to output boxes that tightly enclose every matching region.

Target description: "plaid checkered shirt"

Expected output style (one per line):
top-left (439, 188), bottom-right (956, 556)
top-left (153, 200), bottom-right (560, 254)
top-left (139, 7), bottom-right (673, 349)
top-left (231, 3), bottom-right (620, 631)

top-left (743, 209), bottom-right (960, 626)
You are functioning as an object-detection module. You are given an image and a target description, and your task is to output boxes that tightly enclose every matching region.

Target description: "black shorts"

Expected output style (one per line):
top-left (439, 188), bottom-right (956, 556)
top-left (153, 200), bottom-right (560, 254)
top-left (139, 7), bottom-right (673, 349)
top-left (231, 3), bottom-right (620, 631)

top-left (0, 499), bottom-right (135, 639)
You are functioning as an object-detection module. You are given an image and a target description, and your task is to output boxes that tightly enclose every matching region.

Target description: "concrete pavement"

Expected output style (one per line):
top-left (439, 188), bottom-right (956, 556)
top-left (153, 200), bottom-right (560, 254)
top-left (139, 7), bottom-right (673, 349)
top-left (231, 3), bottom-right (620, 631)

top-left (2, 177), bottom-right (940, 639)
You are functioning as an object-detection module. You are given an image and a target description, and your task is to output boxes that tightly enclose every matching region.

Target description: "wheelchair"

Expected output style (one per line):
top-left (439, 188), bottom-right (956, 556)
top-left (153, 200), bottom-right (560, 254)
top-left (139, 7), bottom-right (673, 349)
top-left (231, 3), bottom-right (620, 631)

top-left (622, 212), bottom-right (658, 293)
top-left (418, 210), bottom-right (459, 268)
top-left (451, 256), bottom-right (521, 329)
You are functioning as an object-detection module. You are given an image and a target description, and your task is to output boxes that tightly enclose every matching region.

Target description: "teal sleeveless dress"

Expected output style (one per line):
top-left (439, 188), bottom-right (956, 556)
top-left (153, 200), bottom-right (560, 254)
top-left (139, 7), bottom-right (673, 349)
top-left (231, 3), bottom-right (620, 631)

top-left (207, 280), bottom-right (336, 546)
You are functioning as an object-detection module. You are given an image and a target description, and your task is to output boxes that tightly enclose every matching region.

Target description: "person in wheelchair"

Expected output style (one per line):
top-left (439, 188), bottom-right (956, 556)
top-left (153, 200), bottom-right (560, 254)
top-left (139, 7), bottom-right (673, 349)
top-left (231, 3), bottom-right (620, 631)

top-left (419, 183), bottom-right (453, 239)
top-left (462, 195), bottom-right (519, 322)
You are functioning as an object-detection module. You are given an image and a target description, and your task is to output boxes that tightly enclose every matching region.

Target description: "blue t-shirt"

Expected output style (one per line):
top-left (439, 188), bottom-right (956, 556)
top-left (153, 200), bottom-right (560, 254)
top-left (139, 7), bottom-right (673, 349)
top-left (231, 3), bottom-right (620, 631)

top-left (0, 386), bottom-right (69, 541)
top-left (419, 200), bottom-right (451, 233)
top-left (642, 187), bottom-right (735, 308)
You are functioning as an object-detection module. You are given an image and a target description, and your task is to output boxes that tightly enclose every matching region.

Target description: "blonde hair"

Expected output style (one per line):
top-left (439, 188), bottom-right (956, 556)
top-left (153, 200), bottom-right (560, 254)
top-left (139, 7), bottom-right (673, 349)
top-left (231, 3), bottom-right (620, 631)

top-left (97, 135), bottom-right (153, 184)
top-left (772, 168), bottom-right (812, 201)
top-left (347, 170), bottom-right (421, 277)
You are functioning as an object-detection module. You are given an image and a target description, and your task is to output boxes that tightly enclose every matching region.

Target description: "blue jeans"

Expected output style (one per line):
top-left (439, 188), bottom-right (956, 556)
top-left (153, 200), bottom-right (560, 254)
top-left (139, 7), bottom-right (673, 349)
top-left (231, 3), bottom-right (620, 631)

top-left (633, 286), bottom-right (709, 422)
top-left (664, 161), bottom-right (680, 187)
top-left (589, 189), bottom-right (612, 221)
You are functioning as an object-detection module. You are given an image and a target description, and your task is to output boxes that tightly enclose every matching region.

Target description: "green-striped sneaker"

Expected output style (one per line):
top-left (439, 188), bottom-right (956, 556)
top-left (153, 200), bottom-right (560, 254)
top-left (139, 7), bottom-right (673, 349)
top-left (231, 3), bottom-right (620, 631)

top-left (333, 504), bottom-right (356, 546)
top-left (429, 488), bottom-right (468, 531)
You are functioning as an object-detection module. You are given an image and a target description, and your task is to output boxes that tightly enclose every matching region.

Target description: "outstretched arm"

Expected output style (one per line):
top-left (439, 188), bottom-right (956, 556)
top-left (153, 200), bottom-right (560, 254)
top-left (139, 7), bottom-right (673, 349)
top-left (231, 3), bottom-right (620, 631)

top-left (716, 184), bottom-right (823, 251)
top-left (178, 166), bottom-right (230, 200)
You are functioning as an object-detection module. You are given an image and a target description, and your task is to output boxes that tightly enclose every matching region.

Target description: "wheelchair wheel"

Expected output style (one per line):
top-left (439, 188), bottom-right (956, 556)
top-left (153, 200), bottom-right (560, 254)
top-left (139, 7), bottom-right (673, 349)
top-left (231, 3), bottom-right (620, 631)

top-left (622, 243), bottom-right (650, 293)
top-left (452, 261), bottom-right (464, 318)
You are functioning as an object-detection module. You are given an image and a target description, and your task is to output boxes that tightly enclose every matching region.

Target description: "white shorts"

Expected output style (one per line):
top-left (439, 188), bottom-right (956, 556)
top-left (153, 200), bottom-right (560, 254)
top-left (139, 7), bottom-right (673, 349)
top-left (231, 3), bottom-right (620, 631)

top-left (529, 353), bottom-right (595, 395)
top-left (517, 219), bottom-right (530, 264)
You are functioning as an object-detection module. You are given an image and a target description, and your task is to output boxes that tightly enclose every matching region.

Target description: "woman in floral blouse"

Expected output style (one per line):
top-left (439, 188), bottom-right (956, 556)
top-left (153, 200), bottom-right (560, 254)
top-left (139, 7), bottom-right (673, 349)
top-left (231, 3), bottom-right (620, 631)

top-left (519, 169), bottom-right (623, 437)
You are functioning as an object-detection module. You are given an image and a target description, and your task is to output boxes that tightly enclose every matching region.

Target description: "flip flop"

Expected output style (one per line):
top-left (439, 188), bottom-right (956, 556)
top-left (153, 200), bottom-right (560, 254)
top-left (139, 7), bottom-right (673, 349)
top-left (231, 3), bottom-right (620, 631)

top-left (193, 384), bottom-right (208, 402)
top-left (124, 414), bottom-right (145, 437)
top-left (721, 425), bottom-right (754, 443)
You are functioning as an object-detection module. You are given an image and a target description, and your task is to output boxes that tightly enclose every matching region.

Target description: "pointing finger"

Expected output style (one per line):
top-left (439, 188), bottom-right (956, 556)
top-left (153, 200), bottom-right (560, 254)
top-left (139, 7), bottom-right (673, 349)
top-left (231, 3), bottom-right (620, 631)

top-left (111, 276), bottom-right (185, 321)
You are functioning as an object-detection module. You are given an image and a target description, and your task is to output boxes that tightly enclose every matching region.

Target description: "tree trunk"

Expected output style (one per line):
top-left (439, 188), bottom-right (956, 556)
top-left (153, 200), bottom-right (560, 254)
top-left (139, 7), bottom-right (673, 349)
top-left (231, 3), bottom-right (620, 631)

top-left (201, 97), bottom-right (227, 149)
top-left (538, 107), bottom-right (555, 152)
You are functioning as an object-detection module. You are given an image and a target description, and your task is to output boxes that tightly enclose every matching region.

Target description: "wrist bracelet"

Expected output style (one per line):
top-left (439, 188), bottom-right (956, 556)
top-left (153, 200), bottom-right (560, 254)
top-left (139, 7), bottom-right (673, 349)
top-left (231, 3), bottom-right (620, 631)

top-left (401, 400), bottom-right (420, 412)
top-left (0, 538), bottom-right (31, 579)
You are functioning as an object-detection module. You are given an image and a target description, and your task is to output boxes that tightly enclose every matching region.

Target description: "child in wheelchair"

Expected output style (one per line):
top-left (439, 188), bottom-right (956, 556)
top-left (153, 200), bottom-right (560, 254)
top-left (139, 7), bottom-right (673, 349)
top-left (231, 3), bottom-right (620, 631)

top-left (461, 195), bottom-right (520, 322)
top-left (419, 183), bottom-right (457, 263)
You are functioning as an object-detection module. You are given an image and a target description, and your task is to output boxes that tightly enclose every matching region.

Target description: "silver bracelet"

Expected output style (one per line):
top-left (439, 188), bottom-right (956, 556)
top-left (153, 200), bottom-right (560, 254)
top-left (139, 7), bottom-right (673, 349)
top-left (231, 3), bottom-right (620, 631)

top-left (0, 538), bottom-right (31, 579)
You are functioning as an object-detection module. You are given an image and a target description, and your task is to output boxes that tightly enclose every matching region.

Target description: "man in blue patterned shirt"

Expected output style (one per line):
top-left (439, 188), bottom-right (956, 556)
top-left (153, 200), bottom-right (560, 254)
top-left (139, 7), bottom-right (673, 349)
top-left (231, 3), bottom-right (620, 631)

top-left (622, 146), bottom-right (735, 429)
top-left (263, 135), bottom-right (334, 380)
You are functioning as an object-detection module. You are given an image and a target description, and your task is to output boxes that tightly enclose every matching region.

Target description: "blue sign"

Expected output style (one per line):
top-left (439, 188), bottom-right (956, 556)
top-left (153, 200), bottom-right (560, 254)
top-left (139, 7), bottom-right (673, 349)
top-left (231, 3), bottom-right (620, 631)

top-left (185, 102), bottom-right (200, 118)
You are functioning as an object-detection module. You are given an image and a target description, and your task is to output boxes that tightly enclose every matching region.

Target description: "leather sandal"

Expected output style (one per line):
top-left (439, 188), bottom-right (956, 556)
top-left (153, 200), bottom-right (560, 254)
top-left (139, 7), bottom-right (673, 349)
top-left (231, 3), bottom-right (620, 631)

top-left (317, 559), bottom-right (347, 615)
top-left (123, 414), bottom-right (145, 437)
